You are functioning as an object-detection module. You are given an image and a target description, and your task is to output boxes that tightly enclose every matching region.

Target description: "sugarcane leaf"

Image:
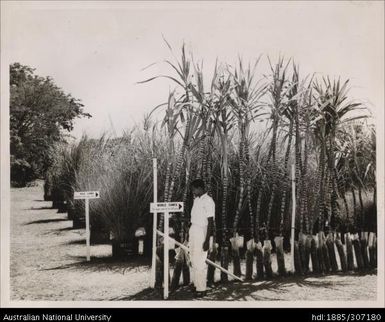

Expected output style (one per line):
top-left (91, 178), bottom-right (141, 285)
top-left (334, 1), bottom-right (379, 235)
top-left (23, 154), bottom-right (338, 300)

top-left (148, 102), bottom-right (168, 118)
top-left (140, 61), bottom-right (159, 71)
top-left (165, 60), bottom-right (185, 83)
top-left (364, 163), bottom-right (372, 179)
top-left (341, 115), bottom-right (368, 124)
top-left (162, 34), bottom-right (173, 52)
top-left (176, 127), bottom-right (184, 140)
top-left (189, 83), bottom-right (203, 103)
top-left (137, 75), bottom-right (184, 88)
top-left (179, 111), bottom-right (185, 123)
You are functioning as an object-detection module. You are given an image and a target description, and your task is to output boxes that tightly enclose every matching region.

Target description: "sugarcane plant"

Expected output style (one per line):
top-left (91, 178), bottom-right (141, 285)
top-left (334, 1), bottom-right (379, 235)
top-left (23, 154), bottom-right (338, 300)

top-left (211, 67), bottom-right (234, 282)
top-left (297, 73), bottom-right (317, 274)
top-left (312, 76), bottom-right (365, 273)
top-left (170, 91), bottom-right (204, 290)
top-left (228, 57), bottom-right (266, 277)
top-left (189, 60), bottom-right (219, 283)
top-left (263, 56), bottom-right (291, 278)
top-left (289, 65), bottom-right (315, 274)
top-left (123, 42), bottom-right (378, 286)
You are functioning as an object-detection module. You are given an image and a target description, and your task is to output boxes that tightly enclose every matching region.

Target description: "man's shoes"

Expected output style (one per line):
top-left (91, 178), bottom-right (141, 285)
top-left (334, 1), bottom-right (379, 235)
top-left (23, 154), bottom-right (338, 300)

top-left (207, 282), bottom-right (215, 288)
top-left (194, 291), bottom-right (207, 298)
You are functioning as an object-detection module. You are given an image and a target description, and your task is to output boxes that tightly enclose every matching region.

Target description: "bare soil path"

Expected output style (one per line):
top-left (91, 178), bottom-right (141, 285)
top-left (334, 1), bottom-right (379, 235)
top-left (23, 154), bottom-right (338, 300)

top-left (10, 182), bottom-right (377, 301)
top-left (10, 182), bottom-right (150, 301)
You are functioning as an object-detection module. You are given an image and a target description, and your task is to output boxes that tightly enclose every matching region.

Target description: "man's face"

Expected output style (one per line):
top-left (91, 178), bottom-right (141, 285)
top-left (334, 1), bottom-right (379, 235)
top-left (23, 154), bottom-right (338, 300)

top-left (192, 186), bottom-right (203, 198)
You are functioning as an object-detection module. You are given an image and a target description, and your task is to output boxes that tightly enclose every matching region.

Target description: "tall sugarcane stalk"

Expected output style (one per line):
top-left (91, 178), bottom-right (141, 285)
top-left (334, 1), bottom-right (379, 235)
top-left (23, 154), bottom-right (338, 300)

top-left (205, 128), bottom-right (217, 284)
top-left (302, 123), bottom-right (310, 234)
top-left (158, 92), bottom-right (179, 232)
top-left (254, 166), bottom-right (265, 279)
top-left (171, 148), bottom-right (192, 290)
top-left (300, 89), bottom-right (315, 272)
top-left (276, 118), bottom-right (293, 276)
top-left (205, 125), bottom-right (215, 197)
top-left (212, 71), bottom-right (234, 282)
top-left (166, 75), bottom-right (194, 202)
top-left (253, 135), bottom-right (271, 280)
top-left (166, 109), bottom-right (192, 202)
top-left (289, 65), bottom-right (311, 274)
top-left (264, 57), bottom-right (290, 278)
top-left (231, 126), bottom-right (245, 276)
top-left (229, 58), bottom-right (266, 278)
top-left (324, 133), bottom-right (339, 272)
top-left (265, 117), bottom-right (279, 237)
top-left (279, 120), bottom-right (293, 235)
top-left (350, 125), bottom-right (370, 269)
top-left (316, 136), bottom-right (327, 273)
top-left (244, 133), bottom-right (255, 280)
top-left (220, 134), bottom-right (230, 282)
top-left (189, 62), bottom-right (220, 283)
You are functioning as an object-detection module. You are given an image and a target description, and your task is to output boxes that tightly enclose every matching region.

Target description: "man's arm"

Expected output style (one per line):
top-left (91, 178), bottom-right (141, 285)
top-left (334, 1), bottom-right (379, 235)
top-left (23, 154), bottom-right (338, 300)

top-left (203, 217), bottom-right (214, 251)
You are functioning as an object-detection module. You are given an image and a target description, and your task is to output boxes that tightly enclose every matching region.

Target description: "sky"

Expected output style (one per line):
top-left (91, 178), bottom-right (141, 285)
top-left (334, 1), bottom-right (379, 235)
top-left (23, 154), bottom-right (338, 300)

top-left (2, 1), bottom-right (384, 139)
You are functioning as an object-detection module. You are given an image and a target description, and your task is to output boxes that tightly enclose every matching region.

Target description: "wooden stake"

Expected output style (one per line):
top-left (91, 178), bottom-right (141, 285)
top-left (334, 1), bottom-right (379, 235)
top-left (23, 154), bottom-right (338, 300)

top-left (151, 158), bottom-right (158, 288)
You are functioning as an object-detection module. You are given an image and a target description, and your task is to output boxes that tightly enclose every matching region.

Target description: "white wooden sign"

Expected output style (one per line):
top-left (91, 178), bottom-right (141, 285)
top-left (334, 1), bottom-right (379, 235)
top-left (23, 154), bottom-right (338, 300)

top-left (150, 202), bottom-right (184, 213)
top-left (73, 190), bottom-right (100, 262)
top-left (74, 191), bottom-right (100, 200)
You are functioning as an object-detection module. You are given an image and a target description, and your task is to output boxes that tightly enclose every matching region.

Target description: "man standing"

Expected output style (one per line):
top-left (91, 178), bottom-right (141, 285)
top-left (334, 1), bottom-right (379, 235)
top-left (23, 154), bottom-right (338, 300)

top-left (188, 179), bottom-right (215, 298)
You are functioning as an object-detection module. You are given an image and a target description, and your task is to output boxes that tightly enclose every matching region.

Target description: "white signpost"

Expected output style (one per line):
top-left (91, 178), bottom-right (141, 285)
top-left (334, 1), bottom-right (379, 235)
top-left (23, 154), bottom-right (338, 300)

top-left (150, 200), bottom-right (184, 300)
top-left (74, 190), bottom-right (100, 261)
top-left (290, 164), bottom-right (296, 273)
top-left (150, 158), bottom-right (158, 289)
top-left (74, 191), bottom-right (100, 199)
top-left (150, 202), bottom-right (184, 213)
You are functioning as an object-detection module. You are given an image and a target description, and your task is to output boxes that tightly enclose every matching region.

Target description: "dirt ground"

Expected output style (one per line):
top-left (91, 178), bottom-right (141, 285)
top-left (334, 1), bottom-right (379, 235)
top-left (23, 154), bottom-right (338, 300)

top-left (10, 182), bottom-right (377, 301)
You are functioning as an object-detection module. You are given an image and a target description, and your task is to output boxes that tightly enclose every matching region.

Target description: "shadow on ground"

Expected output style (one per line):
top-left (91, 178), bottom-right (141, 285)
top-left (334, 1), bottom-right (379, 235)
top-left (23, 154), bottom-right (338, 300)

top-left (24, 218), bottom-right (69, 225)
top-left (41, 255), bottom-right (151, 275)
top-left (29, 206), bottom-right (54, 210)
top-left (62, 239), bottom-right (87, 245)
top-left (123, 271), bottom-right (378, 301)
top-left (41, 226), bottom-right (81, 236)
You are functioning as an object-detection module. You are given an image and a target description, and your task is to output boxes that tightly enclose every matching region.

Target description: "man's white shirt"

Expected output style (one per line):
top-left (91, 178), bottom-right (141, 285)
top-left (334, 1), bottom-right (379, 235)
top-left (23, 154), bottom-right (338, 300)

top-left (190, 193), bottom-right (215, 228)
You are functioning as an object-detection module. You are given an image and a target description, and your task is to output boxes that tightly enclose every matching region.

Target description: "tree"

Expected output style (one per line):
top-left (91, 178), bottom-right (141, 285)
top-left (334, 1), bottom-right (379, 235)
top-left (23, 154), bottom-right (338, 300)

top-left (10, 63), bottom-right (91, 186)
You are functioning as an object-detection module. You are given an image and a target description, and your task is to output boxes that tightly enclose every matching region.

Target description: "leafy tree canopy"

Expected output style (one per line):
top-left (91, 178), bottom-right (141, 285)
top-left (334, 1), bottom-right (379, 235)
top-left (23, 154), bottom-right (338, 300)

top-left (10, 62), bottom-right (91, 186)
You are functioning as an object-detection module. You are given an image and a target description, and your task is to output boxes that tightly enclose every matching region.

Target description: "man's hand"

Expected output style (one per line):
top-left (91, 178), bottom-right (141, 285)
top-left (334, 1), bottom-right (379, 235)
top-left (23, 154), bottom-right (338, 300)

top-left (203, 240), bottom-right (210, 252)
top-left (203, 217), bottom-right (214, 252)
